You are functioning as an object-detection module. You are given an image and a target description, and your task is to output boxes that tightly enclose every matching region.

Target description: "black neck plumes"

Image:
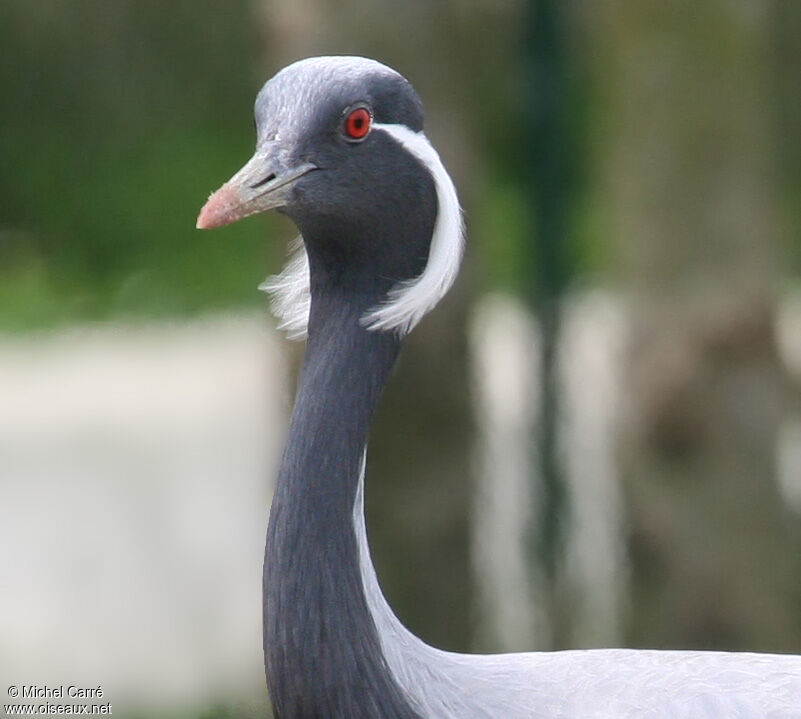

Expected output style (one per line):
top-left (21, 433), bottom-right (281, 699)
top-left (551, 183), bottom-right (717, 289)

top-left (264, 133), bottom-right (437, 718)
top-left (263, 260), bottom-right (421, 718)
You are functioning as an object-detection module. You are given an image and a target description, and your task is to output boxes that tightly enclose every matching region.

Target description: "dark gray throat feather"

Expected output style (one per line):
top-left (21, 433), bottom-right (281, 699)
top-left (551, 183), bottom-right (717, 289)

top-left (263, 273), bottom-right (422, 719)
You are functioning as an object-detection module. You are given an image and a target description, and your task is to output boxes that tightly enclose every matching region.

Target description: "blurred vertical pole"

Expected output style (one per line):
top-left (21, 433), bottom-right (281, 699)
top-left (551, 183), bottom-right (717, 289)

top-left (522, 0), bottom-right (571, 644)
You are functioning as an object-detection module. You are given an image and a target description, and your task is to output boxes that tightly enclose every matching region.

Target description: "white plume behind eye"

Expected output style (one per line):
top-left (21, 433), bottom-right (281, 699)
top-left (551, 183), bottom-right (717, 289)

top-left (361, 124), bottom-right (464, 334)
top-left (260, 125), bottom-right (464, 339)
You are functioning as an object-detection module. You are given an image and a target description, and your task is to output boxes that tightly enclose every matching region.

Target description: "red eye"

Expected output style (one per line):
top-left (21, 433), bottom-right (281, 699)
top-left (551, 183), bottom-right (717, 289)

top-left (344, 107), bottom-right (372, 140)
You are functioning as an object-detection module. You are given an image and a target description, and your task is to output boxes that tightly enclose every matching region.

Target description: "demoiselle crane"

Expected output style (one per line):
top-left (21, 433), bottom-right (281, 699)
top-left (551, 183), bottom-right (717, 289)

top-left (196, 56), bottom-right (801, 718)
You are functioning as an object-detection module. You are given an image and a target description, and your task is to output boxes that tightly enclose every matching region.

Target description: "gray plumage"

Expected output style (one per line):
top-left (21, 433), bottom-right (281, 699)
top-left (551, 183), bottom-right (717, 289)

top-left (197, 56), bottom-right (801, 719)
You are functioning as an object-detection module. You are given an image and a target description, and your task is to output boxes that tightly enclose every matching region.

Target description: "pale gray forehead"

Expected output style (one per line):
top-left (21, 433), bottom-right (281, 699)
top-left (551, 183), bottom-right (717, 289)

top-left (253, 56), bottom-right (424, 140)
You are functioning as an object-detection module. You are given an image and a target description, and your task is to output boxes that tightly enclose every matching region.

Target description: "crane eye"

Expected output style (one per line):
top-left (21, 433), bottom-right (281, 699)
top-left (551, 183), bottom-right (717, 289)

top-left (343, 106), bottom-right (372, 141)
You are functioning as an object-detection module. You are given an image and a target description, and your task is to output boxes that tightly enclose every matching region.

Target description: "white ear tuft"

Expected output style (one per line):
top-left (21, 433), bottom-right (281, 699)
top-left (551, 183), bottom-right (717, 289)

top-left (361, 124), bottom-right (464, 335)
top-left (259, 237), bottom-right (311, 341)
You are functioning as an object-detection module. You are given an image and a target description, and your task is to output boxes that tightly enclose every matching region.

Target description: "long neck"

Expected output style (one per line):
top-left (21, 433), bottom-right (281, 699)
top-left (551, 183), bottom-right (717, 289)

top-left (263, 270), bottom-right (421, 718)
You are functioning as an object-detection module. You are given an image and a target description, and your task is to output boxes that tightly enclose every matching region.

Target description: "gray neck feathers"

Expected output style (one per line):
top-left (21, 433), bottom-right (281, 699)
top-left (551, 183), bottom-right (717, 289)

top-left (263, 274), bottom-right (422, 719)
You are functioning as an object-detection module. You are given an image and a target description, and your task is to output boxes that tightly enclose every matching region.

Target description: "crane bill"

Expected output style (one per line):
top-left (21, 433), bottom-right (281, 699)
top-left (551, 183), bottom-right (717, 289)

top-left (196, 184), bottom-right (242, 229)
top-left (196, 159), bottom-right (317, 230)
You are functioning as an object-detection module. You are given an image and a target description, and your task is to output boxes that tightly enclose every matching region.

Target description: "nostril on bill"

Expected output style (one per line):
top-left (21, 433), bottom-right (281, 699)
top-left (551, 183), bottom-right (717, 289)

top-left (250, 172), bottom-right (277, 189)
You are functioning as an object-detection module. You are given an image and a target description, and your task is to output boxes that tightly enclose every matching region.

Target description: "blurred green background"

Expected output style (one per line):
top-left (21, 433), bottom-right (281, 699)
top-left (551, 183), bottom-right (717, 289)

top-left (2, 1), bottom-right (800, 717)
top-left (0, 0), bottom-right (271, 329)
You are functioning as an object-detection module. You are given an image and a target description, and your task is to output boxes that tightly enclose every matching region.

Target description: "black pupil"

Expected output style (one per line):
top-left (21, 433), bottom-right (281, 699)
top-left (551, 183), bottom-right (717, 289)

top-left (349, 110), bottom-right (367, 136)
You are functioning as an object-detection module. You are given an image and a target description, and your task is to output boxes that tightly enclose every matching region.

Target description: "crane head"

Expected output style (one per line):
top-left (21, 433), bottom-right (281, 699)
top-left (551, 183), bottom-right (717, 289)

top-left (196, 56), bottom-right (426, 231)
top-left (196, 56), bottom-right (463, 336)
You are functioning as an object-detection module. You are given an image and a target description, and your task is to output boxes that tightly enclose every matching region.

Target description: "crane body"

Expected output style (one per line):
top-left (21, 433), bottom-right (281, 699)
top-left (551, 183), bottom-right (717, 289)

top-left (197, 56), bottom-right (801, 718)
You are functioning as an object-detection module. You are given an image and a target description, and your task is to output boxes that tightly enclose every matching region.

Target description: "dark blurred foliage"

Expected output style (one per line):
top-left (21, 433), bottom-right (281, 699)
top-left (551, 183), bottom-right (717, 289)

top-left (4, 1), bottom-right (796, 328)
top-left (775, 0), bottom-right (801, 267)
top-left (0, 0), bottom-right (288, 329)
top-left (0, 0), bottom-right (602, 331)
